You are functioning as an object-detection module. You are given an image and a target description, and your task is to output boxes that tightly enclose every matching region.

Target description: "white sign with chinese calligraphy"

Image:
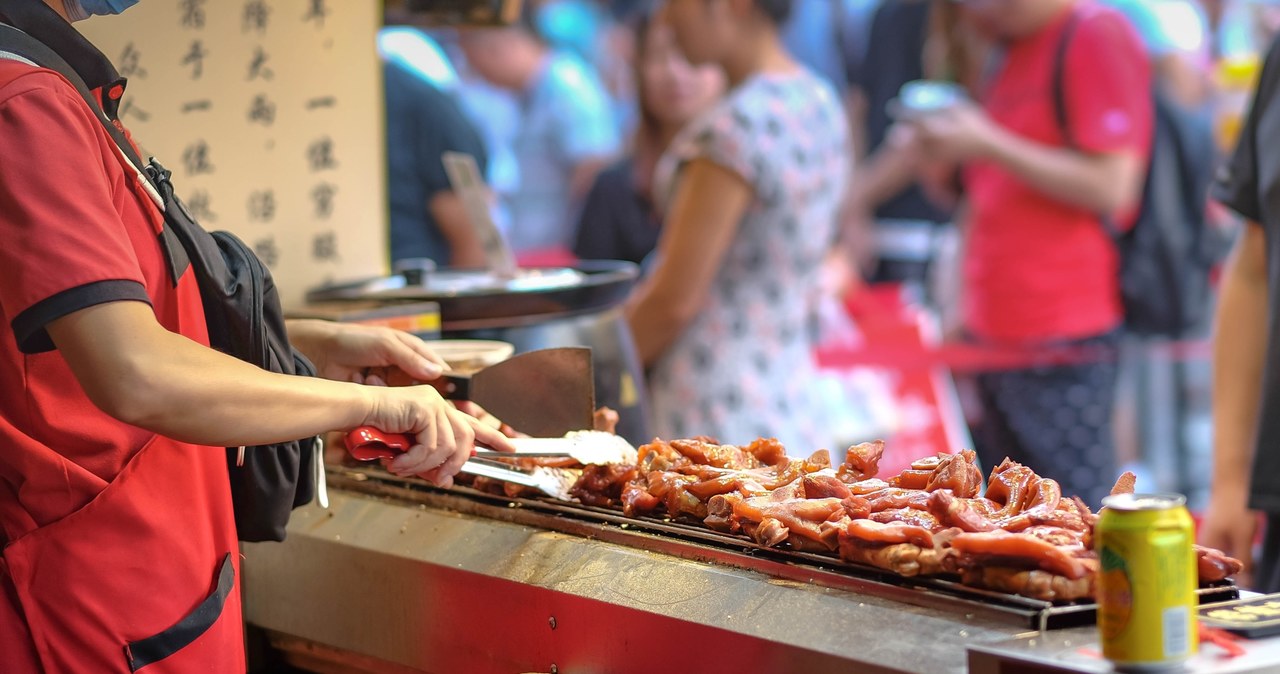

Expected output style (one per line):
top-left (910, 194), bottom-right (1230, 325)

top-left (80, 0), bottom-right (387, 309)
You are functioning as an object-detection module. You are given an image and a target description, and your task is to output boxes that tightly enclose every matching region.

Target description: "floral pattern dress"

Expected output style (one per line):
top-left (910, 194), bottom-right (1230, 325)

top-left (649, 69), bottom-right (850, 453)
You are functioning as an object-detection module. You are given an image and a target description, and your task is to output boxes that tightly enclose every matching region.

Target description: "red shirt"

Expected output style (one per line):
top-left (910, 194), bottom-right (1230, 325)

top-left (0, 61), bottom-right (212, 542)
top-left (963, 2), bottom-right (1152, 343)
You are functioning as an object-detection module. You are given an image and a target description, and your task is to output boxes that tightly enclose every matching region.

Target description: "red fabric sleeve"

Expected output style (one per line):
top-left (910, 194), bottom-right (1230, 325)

top-left (0, 70), bottom-right (147, 349)
top-left (1063, 9), bottom-right (1153, 154)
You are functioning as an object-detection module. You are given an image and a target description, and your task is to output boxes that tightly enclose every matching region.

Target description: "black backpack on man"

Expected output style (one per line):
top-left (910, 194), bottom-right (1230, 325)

top-left (0, 23), bottom-right (319, 543)
top-left (1052, 11), bottom-right (1228, 338)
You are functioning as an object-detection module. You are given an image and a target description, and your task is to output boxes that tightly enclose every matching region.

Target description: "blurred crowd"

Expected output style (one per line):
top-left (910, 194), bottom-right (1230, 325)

top-left (380, 0), bottom-right (1280, 521)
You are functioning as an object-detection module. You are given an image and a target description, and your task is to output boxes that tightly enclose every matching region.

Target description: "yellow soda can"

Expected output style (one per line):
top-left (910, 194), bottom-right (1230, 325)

top-left (1096, 493), bottom-right (1198, 671)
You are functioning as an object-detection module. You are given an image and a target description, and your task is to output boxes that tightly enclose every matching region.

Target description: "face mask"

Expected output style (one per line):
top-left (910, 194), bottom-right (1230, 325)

top-left (64, 0), bottom-right (141, 22)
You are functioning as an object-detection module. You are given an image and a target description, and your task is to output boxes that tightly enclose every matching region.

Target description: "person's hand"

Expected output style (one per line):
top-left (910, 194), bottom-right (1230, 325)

top-left (883, 121), bottom-right (926, 165)
top-left (363, 384), bottom-right (517, 488)
top-left (286, 320), bottom-right (447, 384)
top-left (910, 101), bottom-right (1001, 163)
top-left (837, 190), bottom-right (878, 278)
top-left (819, 247), bottom-right (861, 299)
top-left (593, 406), bottom-right (619, 434)
top-left (916, 157), bottom-right (963, 212)
top-left (1200, 488), bottom-right (1259, 587)
top-left (449, 242), bottom-right (490, 270)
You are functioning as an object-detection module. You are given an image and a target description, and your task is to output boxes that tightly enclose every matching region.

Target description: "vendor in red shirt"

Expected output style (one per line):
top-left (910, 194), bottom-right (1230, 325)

top-left (0, 1), bottom-right (514, 672)
top-left (908, 0), bottom-right (1152, 506)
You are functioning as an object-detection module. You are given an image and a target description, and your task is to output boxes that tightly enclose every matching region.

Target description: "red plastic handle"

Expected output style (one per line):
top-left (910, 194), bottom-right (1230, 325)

top-left (345, 426), bottom-right (415, 462)
top-left (1200, 624), bottom-right (1247, 658)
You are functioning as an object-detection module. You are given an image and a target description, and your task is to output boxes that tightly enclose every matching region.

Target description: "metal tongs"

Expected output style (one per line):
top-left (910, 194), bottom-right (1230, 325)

top-left (343, 427), bottom-right (581, 499)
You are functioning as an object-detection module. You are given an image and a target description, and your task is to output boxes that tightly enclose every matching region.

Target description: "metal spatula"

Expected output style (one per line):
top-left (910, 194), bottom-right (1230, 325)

top-left (458, 459), bottom-right (578, 500)
top-left (343, 427), bottom-right (579, 499)
top-left (345, 427), bottom-right (634, 465)
top-left (472, 431), bottom-right (637, 465)
top-left (384, 347), bottom-right (595, 439)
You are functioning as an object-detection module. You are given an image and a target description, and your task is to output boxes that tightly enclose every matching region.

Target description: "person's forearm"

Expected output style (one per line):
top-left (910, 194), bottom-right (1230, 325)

top-left (854, 146), bottom-right (919, 210)
top-left (625, 158), bottom-right (752, 367)
top-left (430, 191), bottom-right (489, 268)
top-left (57, 304), bottom-right (375, 447)
top-left (128, 336), bottom-right (375, 447)
top-left (846, 88), bottom-right (869, 159)
top-left (625, 279), bottom-right (698, 366)
top-left (1211, 236), bottom-right (1270, 495)
top-left (1156, 53), bottom-right (1212, 109)
top-left (982, 125), bottom-right (1141, 214)
top-left (570, 158), bottom-right (612, 203)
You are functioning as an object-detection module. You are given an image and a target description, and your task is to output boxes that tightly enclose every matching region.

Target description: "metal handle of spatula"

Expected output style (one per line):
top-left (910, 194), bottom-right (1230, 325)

top-left (346, 426), bottom-right (624, 462)
top-left (375, 369), bottom-right (473, 401)
top-left (455, 459), bottom-right (546, 490)
top-left (343, 426), bottom-right (561, 497)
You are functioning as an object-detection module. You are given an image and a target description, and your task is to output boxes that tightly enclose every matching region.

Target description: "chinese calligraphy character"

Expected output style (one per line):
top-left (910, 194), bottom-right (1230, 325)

top-left (242, 0), bottom-right (271, 34)
top-left (301, 0), bottom-right (329, 27)
top-left (247, 95), bottom-right (276, 126)
top-left (181, 40), bottom-right (208, 80)
top-left (119, 98), bottom-right (150, 123)
top-left (311, 183), bottom-right (337, 220)
top-left (306, 137), bottom-right (338, 172)
top-left (183, 190), bottom-right (217, 223)
top-left (312, 231), bottom-right (340, 262)
top-left (117, 42), bottom-right (147, 79)
top-left (253, 236), bottom-right (280, 267)
top-left (305, 96), bottom-right (336, 110)
top-left (181, 100), bottom-right (212, 114)
top-left (247, 46), bottom-right (273, 81)
top-left (181, 140), bottom-right (215, 176)
top-left (180, 0), bottom-right (206, 29)
top-left (247, 190), bottom-right (276, 222)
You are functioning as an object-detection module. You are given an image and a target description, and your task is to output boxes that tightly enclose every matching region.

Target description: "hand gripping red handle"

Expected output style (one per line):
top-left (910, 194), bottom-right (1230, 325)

top-left (344, 427), bottom-right (415, 462)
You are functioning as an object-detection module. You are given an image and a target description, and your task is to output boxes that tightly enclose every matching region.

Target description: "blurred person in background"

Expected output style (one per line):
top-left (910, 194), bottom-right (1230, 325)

top-left (1099, 0), bottom-right (1219, 497)
top-left (838, 0), bottom-right (984, 289)
top-left (458, 11), bottom-right (622, 255)
top-left (1106, 0), bottom-right (1214, 108)
top-left (531, 0), bottom-right (611, 64)
top-left (908, 0), bottom-right (1152, 506)
top-left (1212, 0), bottom-right (1280, 59)
top-left (379, 26), bottom-right (490, 269)
top-left (1201, 35), bottom-right (1280, 590)
top-left (627, 0), bottom-right (850, 450)
top-left (834, 0), bottom-right (885, 96)
top-left (778, 0), bottom-right (863, 93)
top-left (573, 5), bottom-right (725, 267)
top-left (530, 0), bottom-right (640, 135)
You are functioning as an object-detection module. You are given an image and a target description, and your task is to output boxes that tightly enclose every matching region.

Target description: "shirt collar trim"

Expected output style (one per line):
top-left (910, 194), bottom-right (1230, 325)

top-left (0, 0), bottom-right (121, 91)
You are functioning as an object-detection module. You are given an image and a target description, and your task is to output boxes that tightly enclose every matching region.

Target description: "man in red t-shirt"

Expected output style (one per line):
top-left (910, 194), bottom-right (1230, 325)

top-left (0, 1), bottom-right (515, 671)
top-left (909, 0), bottom-right (1152, 506)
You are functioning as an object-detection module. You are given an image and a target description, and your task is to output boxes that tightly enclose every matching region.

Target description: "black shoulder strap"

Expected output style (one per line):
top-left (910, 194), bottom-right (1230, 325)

top-left (1051, 9), bottom-right (1084, 149)
top-left (0, 23), bottom-right (157, 195)
top-left (1049, 10), bottom-right (1121, 237)
top-left (0, 22), bottom-right (191, 283)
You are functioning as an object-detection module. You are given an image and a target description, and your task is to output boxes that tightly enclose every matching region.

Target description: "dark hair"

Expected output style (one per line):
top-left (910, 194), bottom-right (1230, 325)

top-left (629, 4), bottom-right (665, 199)
top-left (753, 0), bottom-right (793, 25)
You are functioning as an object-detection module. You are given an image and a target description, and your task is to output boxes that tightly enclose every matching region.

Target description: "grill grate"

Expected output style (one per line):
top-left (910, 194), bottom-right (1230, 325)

top-left (327, 466), bottom-right (1237, 631)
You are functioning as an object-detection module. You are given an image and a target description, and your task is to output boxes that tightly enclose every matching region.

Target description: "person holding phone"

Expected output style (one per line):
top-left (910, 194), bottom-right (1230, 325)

top-left (906, 0), bottom-right (1152, 506)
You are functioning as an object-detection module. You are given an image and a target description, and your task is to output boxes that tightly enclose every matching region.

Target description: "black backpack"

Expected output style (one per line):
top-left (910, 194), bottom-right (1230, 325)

top-left (0, 24), bottom-right (318, 542)
top-left (1052, 12), bottom-right (1226, 338)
